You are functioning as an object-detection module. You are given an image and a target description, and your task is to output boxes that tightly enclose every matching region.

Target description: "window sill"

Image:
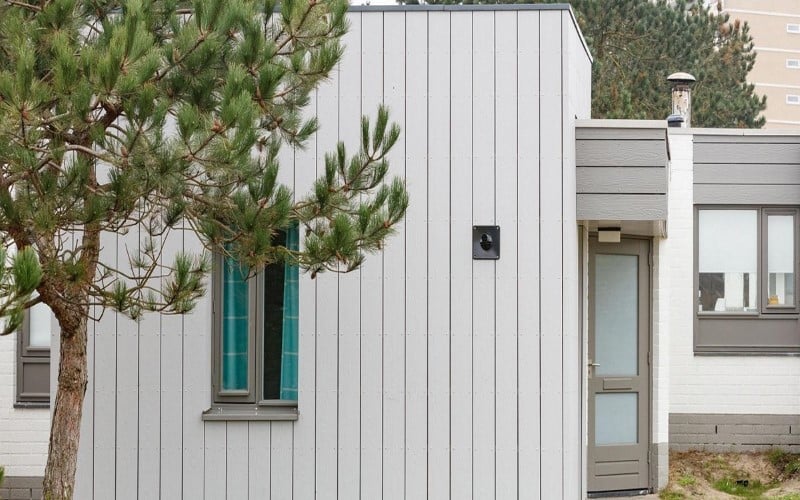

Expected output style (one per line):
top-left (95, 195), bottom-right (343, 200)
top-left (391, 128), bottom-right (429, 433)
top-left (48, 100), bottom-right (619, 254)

top-left (697, 312), bottom-right (798, 319)
top-left (13, 401), bottom-right (50, 409)
top-left (202, 404), bottom-right (298, 421)
top-left (695, 348), bottom-right (800, 356)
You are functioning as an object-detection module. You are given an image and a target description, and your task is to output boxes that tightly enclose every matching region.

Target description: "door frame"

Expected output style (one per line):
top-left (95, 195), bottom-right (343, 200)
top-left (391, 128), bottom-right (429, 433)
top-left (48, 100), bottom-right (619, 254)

top-left (584, 233), bottom-right (653, 495)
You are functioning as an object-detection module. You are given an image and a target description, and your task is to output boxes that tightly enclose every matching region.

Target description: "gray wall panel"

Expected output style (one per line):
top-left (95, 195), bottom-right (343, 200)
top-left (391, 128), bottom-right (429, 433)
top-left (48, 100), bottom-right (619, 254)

top-left (575, 123), bottom-right (668, 224)
top-left (694, 164), bottom-right (800, 185)
top-left (693, 135), bottom-right (800, 205)
top-left (577, 139), bottom-right (666, 167)
top-left (694, 184), bottom-right (800, 205)
top-left (695, 142), bottom-right (800, 164)
top-left (696, 317), bottom-right (800, 352)
top-left (695, 134), bottom-right (800, 144)
top-left (576, 128), bottom-right (665, 141)
top-left (669, 413), bottom-right (800, 453)
top-left (577, 194), bottom-right (668, 220)
top-left (577, 167), bottom-right (667, 194)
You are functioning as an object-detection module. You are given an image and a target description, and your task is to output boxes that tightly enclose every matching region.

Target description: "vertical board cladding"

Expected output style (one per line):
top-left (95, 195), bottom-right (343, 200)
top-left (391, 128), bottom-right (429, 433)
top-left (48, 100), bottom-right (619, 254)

top-left (381, 12), bottom-right (407, 500)
top-left (449, 11), bottom-right (473, 500)
top-left (517, 9), bottom-right (542, 498)
top-left (427, 12), bottom-right (451, 500)
top-left (539, 11), bottom-right (564, 498)
top-left (70, 6), bottom-right (591, 499)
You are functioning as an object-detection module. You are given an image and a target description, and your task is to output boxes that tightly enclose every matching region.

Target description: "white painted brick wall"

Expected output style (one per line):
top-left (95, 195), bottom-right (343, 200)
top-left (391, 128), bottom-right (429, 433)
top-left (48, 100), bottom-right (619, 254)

top-left (667, 131), bottom-right (800, 415)
top-left (653, 233), bottom-right (670, 444)
top-left (0, 331), bottom-right (50, 476)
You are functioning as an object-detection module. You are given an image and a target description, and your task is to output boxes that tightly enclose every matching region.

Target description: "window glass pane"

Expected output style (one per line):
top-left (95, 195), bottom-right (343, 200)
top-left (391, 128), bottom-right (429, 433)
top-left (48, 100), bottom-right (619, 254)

top-left (29, 302), bottom-right (51, 348)
top-left (768, 214), bottom-right (795, 307)
top-left (222, 258), bottom-right (249, 391)
top-left (263, 227), bottom-right (299, 401)
top-left (698, 210), bottom-right (758, 312)
top-left (595, 393), bottom-right (638, 446)
top-left (594, 254), bottom-right (638, 376)
top-left (262, 232), bottom-right (286, 400)
top-left (280, 226), bottom-right (299, 400)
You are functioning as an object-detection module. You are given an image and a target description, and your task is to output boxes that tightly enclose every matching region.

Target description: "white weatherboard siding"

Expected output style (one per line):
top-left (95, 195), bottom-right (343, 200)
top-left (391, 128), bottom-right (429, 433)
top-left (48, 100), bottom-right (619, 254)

top-left (668, 131), bottom-right (800, 415)
top-left (67, 6), bottom-right (591, 498)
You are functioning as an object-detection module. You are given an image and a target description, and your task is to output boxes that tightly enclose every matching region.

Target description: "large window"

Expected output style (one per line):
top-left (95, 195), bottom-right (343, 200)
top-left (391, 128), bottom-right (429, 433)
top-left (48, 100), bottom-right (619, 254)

top-left (208, 226), bottom-right (299, 418)
top-left (698, 209), bottom-right (758, 313)
top-left (695, 207), bottom-right (800, 353)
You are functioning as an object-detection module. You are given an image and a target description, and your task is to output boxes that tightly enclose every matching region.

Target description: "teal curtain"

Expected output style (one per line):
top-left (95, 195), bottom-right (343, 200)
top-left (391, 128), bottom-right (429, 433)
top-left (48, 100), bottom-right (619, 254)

top-left (222, 257), bottom-right (249, 391)
top-left (279, 225), bottom-right (299, 400)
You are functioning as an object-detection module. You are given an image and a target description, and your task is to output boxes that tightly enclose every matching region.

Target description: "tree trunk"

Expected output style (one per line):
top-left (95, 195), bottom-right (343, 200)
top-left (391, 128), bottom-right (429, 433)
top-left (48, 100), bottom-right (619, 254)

top-left (42, 309), bottom-right (88, 500)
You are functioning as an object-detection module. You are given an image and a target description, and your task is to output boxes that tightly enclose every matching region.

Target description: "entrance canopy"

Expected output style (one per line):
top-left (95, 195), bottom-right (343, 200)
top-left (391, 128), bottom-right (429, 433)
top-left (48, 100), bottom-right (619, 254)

top-left (577, 120), bottom-right (670, 237)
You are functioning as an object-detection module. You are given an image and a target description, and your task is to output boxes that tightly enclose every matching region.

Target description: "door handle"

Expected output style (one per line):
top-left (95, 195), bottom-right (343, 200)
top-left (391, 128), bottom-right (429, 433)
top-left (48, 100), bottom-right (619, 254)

top-left (588, 362), bottom-right (600, 367)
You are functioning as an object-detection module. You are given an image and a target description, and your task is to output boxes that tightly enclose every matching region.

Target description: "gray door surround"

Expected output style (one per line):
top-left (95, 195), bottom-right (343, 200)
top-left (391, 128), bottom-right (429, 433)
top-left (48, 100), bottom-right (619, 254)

top-left (588, 237), bottom-right (651, 493)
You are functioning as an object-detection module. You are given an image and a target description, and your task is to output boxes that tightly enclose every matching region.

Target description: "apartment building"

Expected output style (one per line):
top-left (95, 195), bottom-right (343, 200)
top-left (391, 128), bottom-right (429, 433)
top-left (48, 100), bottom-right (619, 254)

top-left (723, 0), bottom-right (800, 128)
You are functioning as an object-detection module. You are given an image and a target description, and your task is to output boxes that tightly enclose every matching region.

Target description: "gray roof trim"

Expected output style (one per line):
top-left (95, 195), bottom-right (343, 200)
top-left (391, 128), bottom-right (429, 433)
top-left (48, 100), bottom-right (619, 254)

top-left (576, 119), bottom-right (670, 160)
top-left (576, 119), bottom-right (667, 130)
top-left (348, 3), bottom-right (571, 12)
top-left (689, 128), bottom-right (800, 137)
top-left (348, 3), bottom-right (593, 63)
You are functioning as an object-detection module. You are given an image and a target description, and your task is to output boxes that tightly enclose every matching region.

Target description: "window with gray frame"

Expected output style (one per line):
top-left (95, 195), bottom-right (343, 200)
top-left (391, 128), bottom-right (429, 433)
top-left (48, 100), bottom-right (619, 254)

top-left (695, 207), bottom-right (800, 353)
top-left (16, 303), bottom-right (51, 406)
top-left (209, 226), bottom-right (299, 417)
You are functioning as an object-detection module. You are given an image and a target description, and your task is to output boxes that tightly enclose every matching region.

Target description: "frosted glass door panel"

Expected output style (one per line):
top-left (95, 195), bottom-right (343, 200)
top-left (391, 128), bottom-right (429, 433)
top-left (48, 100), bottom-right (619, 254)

top-left (29, 302), bottom-right (51, 348)
top-left (595, 393), bottom-right (638, 446)
top-left (594, 254), bottom-right (638, 376)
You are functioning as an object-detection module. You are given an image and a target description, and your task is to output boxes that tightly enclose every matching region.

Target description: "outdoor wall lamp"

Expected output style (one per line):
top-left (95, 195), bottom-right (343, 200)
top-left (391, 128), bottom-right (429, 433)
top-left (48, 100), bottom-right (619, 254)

top-left (473, 226), bottom-right (500, 260)
top-left (598, 227), bottom-right (621, 243)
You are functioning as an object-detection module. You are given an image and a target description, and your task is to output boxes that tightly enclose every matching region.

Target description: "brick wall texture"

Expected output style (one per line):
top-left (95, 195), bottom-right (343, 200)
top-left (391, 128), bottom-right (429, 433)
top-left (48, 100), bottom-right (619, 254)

top-left (670, 413), bottom-right (800, 453)
top-left (0, 476), bottom-right (43, 500)
top-left (0, 331), bottom-right (50, 476)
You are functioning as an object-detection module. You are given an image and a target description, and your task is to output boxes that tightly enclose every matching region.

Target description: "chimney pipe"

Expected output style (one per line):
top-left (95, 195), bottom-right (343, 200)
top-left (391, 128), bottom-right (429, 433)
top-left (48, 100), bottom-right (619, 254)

top-left (667, 72), bottom-right (696, 128)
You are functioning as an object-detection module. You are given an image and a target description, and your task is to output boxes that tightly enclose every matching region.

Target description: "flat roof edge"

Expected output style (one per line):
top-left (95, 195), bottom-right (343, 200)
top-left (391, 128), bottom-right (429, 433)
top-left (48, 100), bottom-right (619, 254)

top-left (348, 4), bottom-right (593, 63)
top-left (348, 3), bottom-right (573, 12)
top-left (576, 119), bottom-right (667, 129)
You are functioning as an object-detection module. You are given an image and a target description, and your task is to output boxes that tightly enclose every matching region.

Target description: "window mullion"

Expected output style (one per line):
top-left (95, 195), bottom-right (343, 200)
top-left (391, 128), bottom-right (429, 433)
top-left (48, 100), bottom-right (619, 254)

top-left (253, 268), bottom-right (264, 403)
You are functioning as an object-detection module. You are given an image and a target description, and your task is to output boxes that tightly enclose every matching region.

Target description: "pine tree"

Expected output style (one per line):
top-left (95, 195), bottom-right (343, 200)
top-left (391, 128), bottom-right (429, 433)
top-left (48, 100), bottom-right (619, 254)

top-left (401, 0), bottom-right (766, 128)
top-left (0, 1), bottom-right (408, 498)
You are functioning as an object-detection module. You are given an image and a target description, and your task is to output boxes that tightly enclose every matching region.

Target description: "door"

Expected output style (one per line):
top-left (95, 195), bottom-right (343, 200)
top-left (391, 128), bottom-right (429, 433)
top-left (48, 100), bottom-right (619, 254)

top-left (588, 237), bottom-right (650, 493)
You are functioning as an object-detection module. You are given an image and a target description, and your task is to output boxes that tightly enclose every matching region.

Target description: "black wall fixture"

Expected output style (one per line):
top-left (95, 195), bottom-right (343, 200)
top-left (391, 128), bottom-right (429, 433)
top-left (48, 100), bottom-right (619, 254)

top-left (472, 225), bottom-right (500, 260)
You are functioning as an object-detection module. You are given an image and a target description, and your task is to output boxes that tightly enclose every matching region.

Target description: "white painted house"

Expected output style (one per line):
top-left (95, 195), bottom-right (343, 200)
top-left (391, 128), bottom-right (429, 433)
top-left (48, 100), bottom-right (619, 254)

top-left (1, 4), bottom-right (799, 499)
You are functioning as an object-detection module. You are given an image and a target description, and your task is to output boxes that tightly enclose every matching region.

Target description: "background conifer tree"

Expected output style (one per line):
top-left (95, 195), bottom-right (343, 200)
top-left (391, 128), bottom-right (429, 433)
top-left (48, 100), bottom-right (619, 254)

top-left (400, 0), bottom-right (766, 127)
top-left (0, 0), bottom-right (408, 498)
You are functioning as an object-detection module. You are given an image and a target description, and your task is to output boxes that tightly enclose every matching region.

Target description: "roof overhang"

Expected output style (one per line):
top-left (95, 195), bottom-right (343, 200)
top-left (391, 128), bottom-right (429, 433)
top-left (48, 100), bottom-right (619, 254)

top-left (576, 119), bottom-right (670, 237)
